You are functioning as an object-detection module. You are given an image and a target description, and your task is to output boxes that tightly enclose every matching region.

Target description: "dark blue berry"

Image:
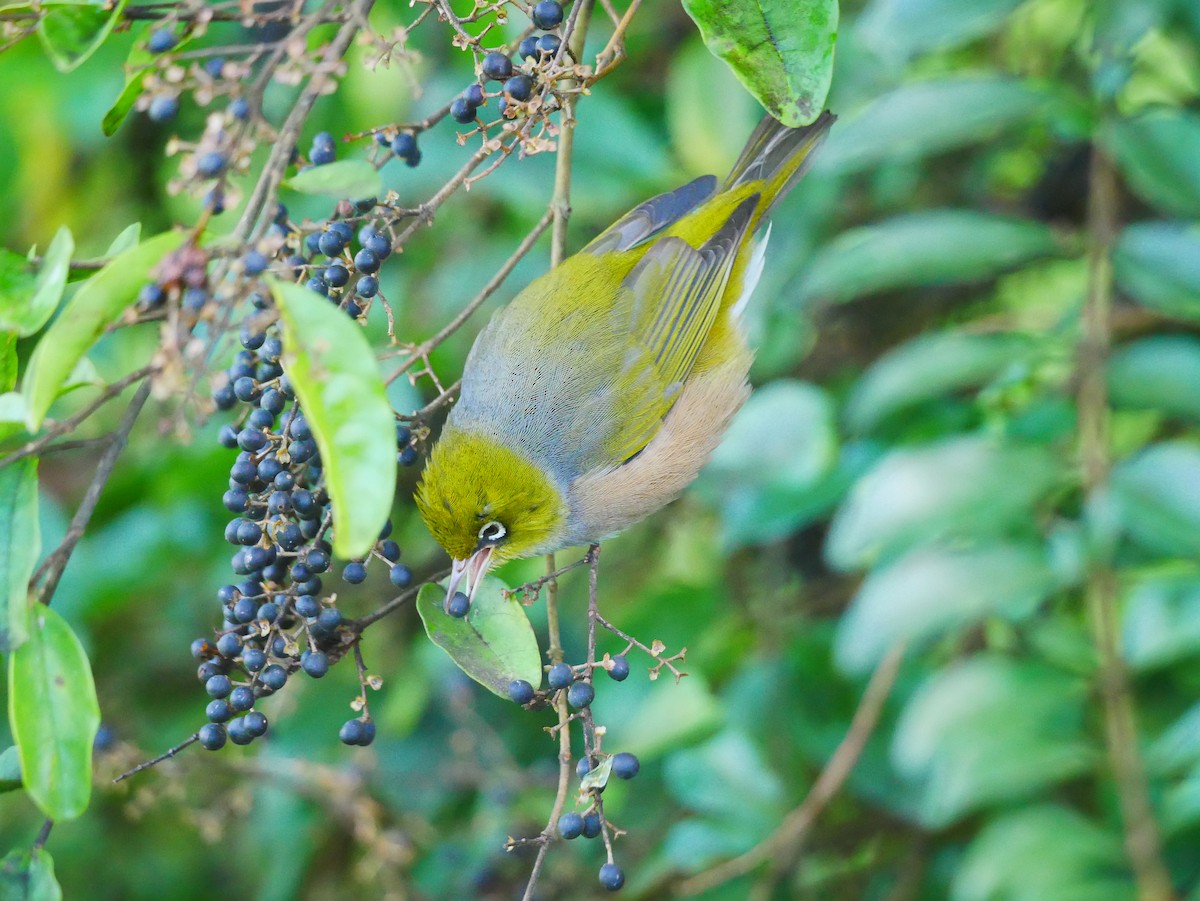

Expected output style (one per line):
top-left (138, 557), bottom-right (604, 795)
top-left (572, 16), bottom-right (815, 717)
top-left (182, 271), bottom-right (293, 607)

top-left (216, 632), bottom-right (242, 657)
top-left (598, 863), bottom-right (625, 891)
top-left (583, 813), bottom-right (602, 838)
top-left (292, 489), bottom-right (319, 518)
top-left (329, 221), bottom-right (353, 242)
top-left (547, 663), bottom-right (574, 690)
top-left (257, 457), bottom-right (283, 482)
top-left (267, 490), bottom-right (291, 515)
top-left (608, 655), bottom-right (630, 681)
top-left (196, 151), bottom-right (227, 178)
top-left (242, 648), bottom-right (268, 672)
top-left (273, 471), bottom-right (295, 490)
top-left (325, 264), bottom-right (350, 287)
top-left (247, 409), bottom-right (274, 430)
top-left (243, 251), bottom-right (268, 276)
top-left (229, 686), bottom-right (255, 711)
top-left (518, 35), bottom-right (539, 59)
top-left (464, 83), bottom-right (486, 107)
top-left (363, 231), bottom-right (391, 259)
top-left (198, 660), bottom-right (226, 681)
top-left (380, 540), bottom-right (401, 562)
top-left (447, 592), bottom-right (470, 618)
top-left (232, 597), bottom-right (257, 623)
top-left (289, 439), bottom-right (317, 463)
top-left (482, 52), bottom-right (513, 81)
top-left (260, 388), bottom-right (285, 416)
top-left (339, 719), bottom-right (367, 745)
top-left (532, 0), bottom-right (564, 29)
top-left (295, 595), bottom-right (321, 618)
top-left (237, 428), bottom-right (268, 452)
top-left (450, 97), bottom-right (477, 124)
top-left (147, 27), bottom-right (176, 53)
top-left (301, 650), bottom-right (330, 678)
top-left (398, 446), bottom-right (420, 466)
top-left (353, 248), bottom-right (380, 274)
top-left (148, 95), bottom-right (180, 122)
top-left (213, 383), bottom-right (237, 410)
top-left (343, 562), bottom-right (367, 584)
top-left (315, 607), bottom-right (343, 633)
top-left (235, 521), bottom-right (261, 546)
top-left (290, 416), bottom-right (312, 440)
top-left (353, 276), bottom-right (378, 299)
top-left (206, 675), bottom-right (233, 698)
top-left (567, 681), bottom-right (595, 709)
top-left (312, 131), bottom-right (334, 149)
top-left (255, 602), bottom-right (279, 623)
top-left (305, 276), bottom-right (329, 296)
top-left (611, 752), bottom-right (639, 779)
top-left (508, 679), bottom-right (535, 705)
top-left (137, 283), bottom-right (166, 309)
top-left (229, 97), bottom-right (250, 120)
top-left (223, 488), bottom-right (249, 513)
top-left (503, 74), bottom-right (534, 101)
top-left (260, 664), bottom-right (288, 691)
top-left (205, 57), bottom-right (226, 78)
top-left (193, 637), bottom-right (217, 658)
top-left (318, 231), bottom-right (345, 257)
top-left (198, 723), bottom-right (226, 750)
top-left (536, 34), bottom-right (562, 57)
top-left (230, 460), bottom-right (257, 484)
top-left (388, 563), bottom-right (413, 588)
top-left (311, 144), bottom-right (336, 166)
top-left (227, 717), bottom-right (253, 745)
top-left (206, 698), bottom-right (234, 723)
top-left (404, 147), bottom-right (422, 167)
top-left (243, 711), bottom-right (268, 737)
top-left (558, 811), bottom-right (584, 840)
top-left (577, 757), bottom-right (592, 778)
top-left (305, 548), bottom-right (330, 572)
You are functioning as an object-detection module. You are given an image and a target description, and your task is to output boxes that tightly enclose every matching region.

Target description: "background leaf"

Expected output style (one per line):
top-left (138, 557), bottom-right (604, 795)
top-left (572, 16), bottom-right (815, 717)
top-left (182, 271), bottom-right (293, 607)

top-left (1103, 112), bottom-right (1200, 217)
top-left (270, 279), bottom-right (396, 559)
top-left (1109, 442), bottom-right (1200, 558)
top-left (284, 161), bottom-right (383, 200)
top-left (0, 458), bottom-right (38, 653)
top-left (1108, 335), bottom-right (1200, 420)
top-left (1113, 222), bottom-right (1200, 320)
top-left (856, 0), bottom-right (1026, 63)
top-left (415, 576), bottom-right (541, 698)
top-left (0, 226), bottom-right (72, 337)
top-left (682, 0), bottom-right (838, 126)
top-left (7, 605), bottom-right (101, 821)
top-left (37, 0), bottom-right (128, 73)
top-left (0, 746), bottom-right (21, 792)
top-left (0, 849), bottom-right (62, 901)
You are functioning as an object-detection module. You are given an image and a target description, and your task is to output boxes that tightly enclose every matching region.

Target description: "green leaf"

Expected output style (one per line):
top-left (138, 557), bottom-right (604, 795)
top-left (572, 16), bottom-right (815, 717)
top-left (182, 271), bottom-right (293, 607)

top-left (56, 357), bottom-right (105, 398)
top-left (826, 435), bottom-right (1061, 571)
top-left (846, 331), bottom-right (1032, 433)
top-left (1109, 442), bottom-right (1200, 558)
top-left (21, 230), bottom-right (184, 431)
top-left (0, 227), bottom-right (72, 338)
top-left (953, 806), bottom-right (1128, 901)
top-left (681, 0), bottom-right (837, 126)
top-left (1104, 112), bottom-right (1200, 217)
top-left (103, 222), bottom-right (141, 258)
top-left (0, 746), bottom-right (21, 792)
top-left (270, 278), bottom-right (396, 559)
top-left (856, 0), bottom-right (1025, 64)
top-left (415, 576), bottom-right (541, 698)
top-left (37, 0), bottom-right (128, 73)
top-left (1108, 335), bottom-right (1200, 420)
top-left (662, 731), bottom-right (785, 828)
top-left (0, 849), bottom-right (62, 901)
top-left (1, 333), bottom-right (15, 393)
top-left (817, 77), bottom-right (1049, 174)
top-left (893, 658), bottom-right (1096, 827)
top-left (0, 458), bottom-right (38, 653)
top-left (796, 210), bottom-right (1060, 304)
top-left (8, 605), bottom-right (101, 821)
top-left (284, 161), bottom-right (383, 201)
top-left (1122, 572), bottom-right (1200, 672)
top-left (102, 68), bottom-right (149, 136)
top-left (579, 756), bottom-right (613, 792)
top-left (835, 543), bottom-right (1057, 674)
top-left (1113, 222), bottom-right (1200, 321)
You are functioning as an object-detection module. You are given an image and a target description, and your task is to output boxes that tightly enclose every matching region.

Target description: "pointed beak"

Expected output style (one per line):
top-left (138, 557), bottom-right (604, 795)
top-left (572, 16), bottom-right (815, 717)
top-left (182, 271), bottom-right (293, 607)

top-left (445, 546), bottom-right (495, 613)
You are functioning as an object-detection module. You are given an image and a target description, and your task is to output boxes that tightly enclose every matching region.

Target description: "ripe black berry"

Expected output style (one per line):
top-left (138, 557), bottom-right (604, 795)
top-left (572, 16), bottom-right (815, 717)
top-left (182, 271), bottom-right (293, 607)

top-left (391, 132), bottom-right (417, 159)
top-left (464, 83), bottom-right (486, 107)
top-left (242, 648), bottom-right (267, 672)
top-left (608, 655), bottom-right (630, 681)
top-left (518, 35), bottom-right (539, 59)
top-left (583, 813), bottom-right (602, 838)
top-left (508, 679), bottom-right (535, 705)
top-left (229, 686), bottom-right (256, 711)
top-left (481, 52), bottom-right (513, 81)
top-left (216, 632), bottom-right (242, 657)
top-left (325, 264), bottom-right (350, 287)
top-left (547, 663), bottom-right (574, 690)
top-left (388, 563), bottom-right (413, 588)
top-left (447, 591), bottom-right (470, 618)
top-left (318, 230), bottom-right (345, 257)
top-left (260, 664), bottom-right (288, 691)
top-left (148, 95), bottom-right (180, 122)
top-left (356, 276), bottom-right (379, 298)
top-left (353, 248), bottom-right (380, 274)
top-left (339, 719), bottom-right (367, 745)
top-left (611, 752), bottom-right (639, 779)
top-left (343, 562), bottom-right (367, 584)
top-left (205, 675), bottom-right (233, 698)
top-left (206, 699), bottom-right (234, 723)
top-left (598, 863), bottom-right (625, 891)
top-left (536, 34), bottom-right (562, 57)
top-left (147, 27), bottom-right (177, 53)
top-left (301, 649), bottom-right (330, 678)
top-left (503, 75), bottom-right (534, 102)
top-left (567, 681), bottom-right (595, 709)
top-left (243, 711), bottom-right (268, 738)
top-left (227, 717), bottom-right (254, 745)
top-left (450, 97), bottom-right (477, 124)
top-left (196, 152), bottom-right (227, 178)
top-left (558, 811), bottom-right (584, 840)
top-left (532, 0), bottom-right (564, 29)
top-left (198, 723), bottom-right (227, 750)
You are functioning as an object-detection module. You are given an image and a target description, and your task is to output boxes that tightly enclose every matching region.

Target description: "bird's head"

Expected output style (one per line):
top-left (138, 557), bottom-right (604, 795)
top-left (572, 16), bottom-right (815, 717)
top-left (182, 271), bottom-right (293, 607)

top-left (415, 428), bottom-right (568, 607)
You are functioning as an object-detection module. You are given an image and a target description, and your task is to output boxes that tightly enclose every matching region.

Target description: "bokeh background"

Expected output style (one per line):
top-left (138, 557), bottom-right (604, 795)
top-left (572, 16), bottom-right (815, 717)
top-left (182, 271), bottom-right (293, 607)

top-left (3, 0), bottom-right (1200, 898)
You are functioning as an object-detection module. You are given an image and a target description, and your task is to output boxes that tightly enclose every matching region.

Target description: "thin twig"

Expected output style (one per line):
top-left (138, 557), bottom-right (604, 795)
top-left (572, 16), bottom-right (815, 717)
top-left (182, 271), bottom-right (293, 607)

top-left (1078, 146), bottom-right (1177, 901)
top-left (675, 644), bottom-right (906, 897)
top-left (351, 569), bottom-right (449, 631)
top-left (34, 380), bottom-right (153, 606)
top-left (113, 734), bottom-right (199, 784)
top-left (32, 819), bottom-right (53, 852)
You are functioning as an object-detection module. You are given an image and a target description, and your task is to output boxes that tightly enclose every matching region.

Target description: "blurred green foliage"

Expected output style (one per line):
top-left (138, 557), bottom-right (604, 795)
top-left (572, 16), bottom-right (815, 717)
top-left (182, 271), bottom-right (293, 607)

top-left (2, 0), bottom-right (1200, 899)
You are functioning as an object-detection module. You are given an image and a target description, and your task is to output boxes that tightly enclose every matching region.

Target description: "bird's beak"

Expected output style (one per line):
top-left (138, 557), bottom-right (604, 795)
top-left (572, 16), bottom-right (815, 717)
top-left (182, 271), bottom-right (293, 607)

top-left (445, 546), bottom-right (495, 613)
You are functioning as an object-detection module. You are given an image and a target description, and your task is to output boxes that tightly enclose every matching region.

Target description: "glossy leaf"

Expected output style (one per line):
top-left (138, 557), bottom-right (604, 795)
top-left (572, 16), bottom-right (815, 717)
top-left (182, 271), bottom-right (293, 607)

top-left (1108, 335), bottom-right (1200, 420)
top-left (846, 331), bottom-right (1032, 433)
top-left (270, 278), bottom-right (396, 559)
top-left (0, 849), bottom-right (62, 901)
top-left (0, 227), bottom-right (72, 337)
top-left (1113, 222), bottom-right (1200, 320)
top-left (415, 576), bottom-right (541, 698)
top-left (1103, 112), bottom-right (1200, 217)
top-left (37, 0), bottom-right (128, 73)
top-left (856, 0), bottom-right (1024, 63)
top-left (953, 806), bottom-right (1128, 901)
top-left (826, 435), bottom-right (1061, 570)
top-left (0, 458), bottom-right (38, 653)
top-left (103, 222), bottom-right (141, 258)
top-left (8, 605), bottom-right (101, 820)
top-left (579, 756), bottom-right (614, 792)
top-left (1109, 442), bottom-right (1200, 558)
top-left (817, 77), bottom-right (1048, 174)
top-left (682, 0), bottom-right (837, 126)
top-left (1122, 572), bottom-right (1200, 671)
top-left (893, 657), bottom-right (1095, 827)
top-left (835, 543), bottom-right (1057, 674)
top-left (22, 230), bottom-right (184, 430)
top-left (284, 160), bottom-right (382, 201)
top-left (796, 211), bottom-right (1059, 304)
top-left (0, 745), bottom-right (20, 792)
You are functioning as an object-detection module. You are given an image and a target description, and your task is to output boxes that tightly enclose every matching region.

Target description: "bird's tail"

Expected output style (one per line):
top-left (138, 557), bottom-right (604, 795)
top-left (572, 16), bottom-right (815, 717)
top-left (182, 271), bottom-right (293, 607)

top-left (723, 111), bottom-right (836, 217)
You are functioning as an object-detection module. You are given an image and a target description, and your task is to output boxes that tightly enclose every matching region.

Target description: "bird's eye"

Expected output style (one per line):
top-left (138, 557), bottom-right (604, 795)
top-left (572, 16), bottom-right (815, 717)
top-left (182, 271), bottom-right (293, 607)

top-left (478, 521), bottom-right (507, 544)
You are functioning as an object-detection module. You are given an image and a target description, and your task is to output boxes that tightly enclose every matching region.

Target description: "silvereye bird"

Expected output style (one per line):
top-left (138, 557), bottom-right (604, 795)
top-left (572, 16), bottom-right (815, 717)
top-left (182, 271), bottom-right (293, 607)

top-left (417, 112), bottom-right (835, 607)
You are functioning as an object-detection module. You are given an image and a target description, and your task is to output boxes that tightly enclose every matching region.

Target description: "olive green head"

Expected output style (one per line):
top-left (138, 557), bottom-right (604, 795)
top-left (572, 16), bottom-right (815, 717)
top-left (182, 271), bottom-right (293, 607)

top-left (415, 428), bottom-right (569, 566)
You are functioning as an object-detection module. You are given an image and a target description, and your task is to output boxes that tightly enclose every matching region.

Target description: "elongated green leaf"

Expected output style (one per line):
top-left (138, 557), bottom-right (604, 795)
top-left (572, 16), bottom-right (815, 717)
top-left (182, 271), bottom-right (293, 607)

top-left (22, 230), bottom-right (183, 431)
top-left (0, 459), bottom-right (38, 653)
top-left (796, 211), bottom-right (1060, 304)
top-left (8, 605), bottom-right (100, 820)
top-left (0, 849), bottom-right (62, 901)
top-left (37, 0), bottom-right (127, 72)
top-left (856, 0), bottom-right (1025, 63)
top-left (270, 278), bottom-right (396, 558)
top-left (103, 68), bottom-right (150, 136)
top-left (415, 576), bottom-right (541, 698)
top-left (893, 658), bottom-right (1095, 827)
top-left (846, 332), bottom-right (1032, 433)
top-left (1113, 222), bottom-right (1200, 320)
top-left (1122, 573), bottom-right (1200, 672)
top-left (1109, 442), bottom-right (1200, 558)
top-left (0, 227), bottom-right (72, 338)
top-left (817, 77), bottom-right (1049, 174)
top-left (1104, 112), bottom-right (1200, 217)
top-left (826, 435), bottom-right (1061, 571)
top-left (103, 222), bottom-right (141, 258)
top-left (0, 745), bottom-right (20, 792)
top-left (284, 161), bottom-right (383, 201)
top-left (1, 333), bottom-right (14, 393)
top-left (1108, 335), bottom-right (1200, 420)
top-left (682, 0), bottom-right (837, 126)
top-left (835, 543), bottom-right (1057, 674)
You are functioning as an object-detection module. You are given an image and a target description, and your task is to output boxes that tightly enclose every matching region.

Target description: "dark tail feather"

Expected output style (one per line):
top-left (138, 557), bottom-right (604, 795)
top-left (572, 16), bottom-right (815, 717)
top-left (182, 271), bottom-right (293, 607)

top-left (723, 111), bottom-right (836, 216)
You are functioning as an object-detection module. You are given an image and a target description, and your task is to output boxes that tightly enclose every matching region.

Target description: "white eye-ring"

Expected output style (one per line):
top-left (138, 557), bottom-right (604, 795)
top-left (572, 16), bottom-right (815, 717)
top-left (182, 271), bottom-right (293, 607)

top-left (478, 521), bottom-right (507, 544)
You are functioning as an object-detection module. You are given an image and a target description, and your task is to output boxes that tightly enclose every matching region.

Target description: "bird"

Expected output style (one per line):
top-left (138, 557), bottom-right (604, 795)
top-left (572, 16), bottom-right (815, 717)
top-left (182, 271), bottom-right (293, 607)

top-left (416, 111), bottom-right (835, 609)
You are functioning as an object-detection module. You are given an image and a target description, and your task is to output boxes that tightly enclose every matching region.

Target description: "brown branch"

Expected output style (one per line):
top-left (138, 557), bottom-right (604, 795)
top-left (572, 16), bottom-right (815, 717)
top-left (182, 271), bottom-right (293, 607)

top-left (1079, 146), bottom-right (1177, 901)
top-left (33, 380), bottom-right (153, 606)
top-left (113, 733), bottom-right (199, 784)
top-left (675, 644), bottom-right (906, 897)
